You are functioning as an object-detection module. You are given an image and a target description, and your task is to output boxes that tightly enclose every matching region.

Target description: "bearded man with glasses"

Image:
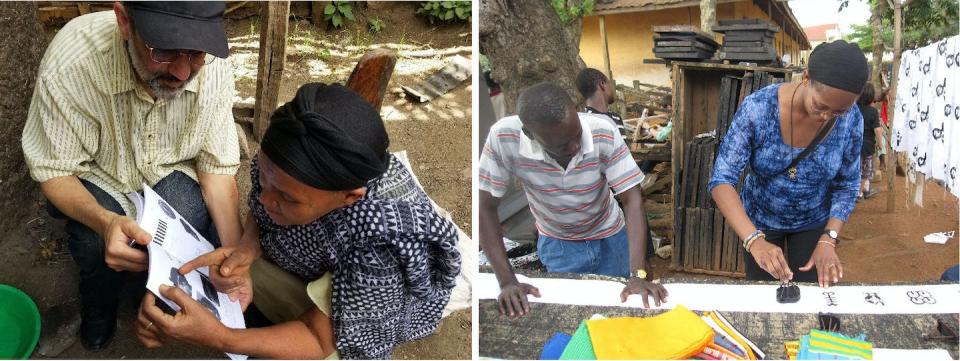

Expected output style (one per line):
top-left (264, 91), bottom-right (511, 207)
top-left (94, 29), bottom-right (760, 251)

top-left (22, 1), bottom-right (241, 350)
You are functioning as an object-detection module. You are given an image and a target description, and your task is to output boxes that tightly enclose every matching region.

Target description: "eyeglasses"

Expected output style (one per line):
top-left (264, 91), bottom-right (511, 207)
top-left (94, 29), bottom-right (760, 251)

top-left (144, 44), bottom-right (214, 66)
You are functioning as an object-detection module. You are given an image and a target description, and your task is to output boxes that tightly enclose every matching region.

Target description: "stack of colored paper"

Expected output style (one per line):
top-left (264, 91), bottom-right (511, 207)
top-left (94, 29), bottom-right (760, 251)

top-left (791, 329), bottom-right (873, 360)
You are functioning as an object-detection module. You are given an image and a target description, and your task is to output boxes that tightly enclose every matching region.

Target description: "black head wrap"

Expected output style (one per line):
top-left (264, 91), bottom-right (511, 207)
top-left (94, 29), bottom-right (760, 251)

top-left (808, 40), bottom-right (869, 94)
top-left (260, 83), bottom-right (390, 191)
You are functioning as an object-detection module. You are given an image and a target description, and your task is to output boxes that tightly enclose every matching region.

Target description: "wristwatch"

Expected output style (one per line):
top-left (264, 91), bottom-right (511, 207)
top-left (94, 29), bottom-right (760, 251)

top-left (824, 229), bottom-right (839, 244)
top-left (634, 268), bottom-right (647, 279)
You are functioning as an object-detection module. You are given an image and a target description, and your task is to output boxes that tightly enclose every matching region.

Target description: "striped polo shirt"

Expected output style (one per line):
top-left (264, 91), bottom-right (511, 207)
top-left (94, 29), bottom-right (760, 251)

top-left (22, 11), bottom-right (239, 218)
top-left (479, 113), bottom-right (645, 241)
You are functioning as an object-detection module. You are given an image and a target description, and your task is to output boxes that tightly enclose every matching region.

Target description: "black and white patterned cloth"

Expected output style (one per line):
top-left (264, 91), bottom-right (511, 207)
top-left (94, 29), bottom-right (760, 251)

top-left (250, 153), bottom-right (462, 359)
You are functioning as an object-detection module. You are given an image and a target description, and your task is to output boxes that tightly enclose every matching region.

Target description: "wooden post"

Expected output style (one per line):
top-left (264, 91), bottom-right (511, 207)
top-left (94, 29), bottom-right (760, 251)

top-left (599, 15), bottom-right (613, 81)
top-left (699, 0), bottom-right (716, 36)
top-left (253, 1), bottom-right (290, 141)
top-left (885, 0), bottom-right (912, 212)
top-left (345, 49), bottom-right (397, 112)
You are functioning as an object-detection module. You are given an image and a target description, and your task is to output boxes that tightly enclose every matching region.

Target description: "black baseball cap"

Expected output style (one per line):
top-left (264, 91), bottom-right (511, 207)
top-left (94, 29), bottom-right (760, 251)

top-left (125, 1), bottom-right (229, 58)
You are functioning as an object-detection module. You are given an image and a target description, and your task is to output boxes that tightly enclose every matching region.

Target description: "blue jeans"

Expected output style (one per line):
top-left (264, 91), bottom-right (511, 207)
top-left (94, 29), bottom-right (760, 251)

top-left (942, 265), bottom-right (959, 282)
top-left (537, 228), bottom-right (630, 278)
top-left (47, 171), bottom-right (221, 314)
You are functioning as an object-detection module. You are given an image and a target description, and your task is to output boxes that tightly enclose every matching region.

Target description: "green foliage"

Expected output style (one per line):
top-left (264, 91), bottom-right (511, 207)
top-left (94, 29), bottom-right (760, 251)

top-left (417, 1), bottom-right (471, 24)
top-left (368, 18), bottom-right (385, 33)
top-left (844, 0), bottom-right (958, 51)
top-left (551, 0), bottom-right (595, 23)
top-left (324, 1), bottom-right (355, 29)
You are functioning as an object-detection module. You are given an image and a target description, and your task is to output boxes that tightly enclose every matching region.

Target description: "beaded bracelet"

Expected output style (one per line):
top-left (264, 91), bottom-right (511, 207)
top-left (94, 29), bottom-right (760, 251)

top-left (743, 230), bottom-right (765, 251)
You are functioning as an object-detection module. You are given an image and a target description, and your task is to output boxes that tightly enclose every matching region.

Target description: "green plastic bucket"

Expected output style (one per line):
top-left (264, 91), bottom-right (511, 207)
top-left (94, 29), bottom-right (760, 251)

top-left (0, 285), bottom-right (40, 359)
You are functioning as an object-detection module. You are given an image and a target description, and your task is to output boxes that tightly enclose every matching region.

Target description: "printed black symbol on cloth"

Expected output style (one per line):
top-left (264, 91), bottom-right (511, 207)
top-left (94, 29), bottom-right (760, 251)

top-left (920, 105), bottom-right (929, 123)
top-left (936, 78), bottom-right (947, 97)
top-left (158, 198), bottom-right (176, 219)
top-left (909, 118), bottom-right (917, 130)
top-left (905, 61), bottom-right (911, 76)
top-left (951, 167), bottom-right (957, 180)
top-left (932, 122), bottom-right (944, 142)
top-left (938, 40), bottom-right (948, 55)
top-left (922, 57), bottom-right (931, 75)
top-left (823, 291), bottom-right (839, 306)
top-left (946, 104), bottom-right (954, 117)
top-left (954, 106), bottom-right (960, 121)
top-left (907, 290), bottom-right (937, 305)
top-left (864, 292), bottom-right (884, 306)
top-left (911, 84), bottom-right (919, 97)
top-left (917, 153), bottom-right (927, 167)
top-left (895, 132), bottom-right (902, 147)
top-left (948, 52), bottom-right (958, 68)
top-left (902, 102), bottom-right (908, 113)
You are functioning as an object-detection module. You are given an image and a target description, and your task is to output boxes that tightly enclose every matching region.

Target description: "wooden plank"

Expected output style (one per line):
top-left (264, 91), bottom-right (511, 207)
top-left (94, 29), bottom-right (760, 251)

top-left (721, 46), bottom-right (776, 53)
top-left (723, 32), bottom-right (774, 42)
top-left (252, 1), bottom-right (290, 141)
top-left (672, 206), bottom-right (684, 270)
top-left (345, 49), bottom-right (397, 112)
top-left (401, 55), bottom-right (471, 102)
top-left (703, 208), bottom-right (715, 270)
top-left (599, 15), bottom-right (613, 81)
top-left (653, 50), bottom-right (714, 59)
top-left (712, 23), bottom-right (780, 32)
top-left (723, 40), bottom-right (769, 48)
top-left (719, 51), bottom-right (778, 62)
top-left (670, 63), bottom-right (684, 271)
top-left (654, 40), bottom-right (718, 50)
top-left (684, 209), bottom-right (695, 269)
top-left (712, 208), bottom-right (724, 270)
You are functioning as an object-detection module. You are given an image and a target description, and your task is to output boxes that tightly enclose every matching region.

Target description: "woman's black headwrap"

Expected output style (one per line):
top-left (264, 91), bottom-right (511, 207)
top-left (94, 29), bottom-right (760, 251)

top-left (260, 83), bottom-right (390, 191)
top-left (808, 40), bottom-right (869, 94)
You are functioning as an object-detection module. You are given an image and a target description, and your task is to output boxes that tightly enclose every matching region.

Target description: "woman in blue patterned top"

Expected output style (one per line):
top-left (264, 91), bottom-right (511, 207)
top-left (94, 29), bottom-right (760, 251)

top-left (136, 83), bottom-right (461, 359)
top-left (709, 40), bottom-right (868, 288)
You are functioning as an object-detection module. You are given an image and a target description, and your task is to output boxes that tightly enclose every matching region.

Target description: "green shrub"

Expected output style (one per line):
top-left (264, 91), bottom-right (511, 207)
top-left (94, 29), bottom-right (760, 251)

top-left (417, 1), bottom-right (471, 24)
top-left (368, 18), bottom-right (385, 33)
top-left (324, 1), bottom-right (355, 28)
top-left (551, 0), bottom-right (594, 23)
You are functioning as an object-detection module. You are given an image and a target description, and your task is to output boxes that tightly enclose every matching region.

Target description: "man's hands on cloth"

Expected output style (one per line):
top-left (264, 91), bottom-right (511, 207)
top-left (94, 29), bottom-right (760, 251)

top-left (180, 244), bottom-right (259, 310)
top-left (497, 281), bottom-right (540, 317)
top-left (620, 277), bottom-right (669, 308)
top-left (137, 285), bottom-right (228, 348)
top-left (799, 235), bottom-right (843, 288)
top-left (102, 213), bottom-right (153, 272)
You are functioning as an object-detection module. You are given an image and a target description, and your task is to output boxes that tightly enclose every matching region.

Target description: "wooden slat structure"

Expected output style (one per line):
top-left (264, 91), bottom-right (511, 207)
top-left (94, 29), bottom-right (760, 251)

top-left (252, 1), bottom-right (290, 141)
top-left (669, 61), bottom-right (791, 276)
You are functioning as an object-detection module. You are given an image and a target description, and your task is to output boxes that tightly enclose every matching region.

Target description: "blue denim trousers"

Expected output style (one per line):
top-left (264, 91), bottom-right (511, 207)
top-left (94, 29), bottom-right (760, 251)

top-left (537, 228), bottom-right (630, 278)
top-left (47, 171), bottom-right (221, 313)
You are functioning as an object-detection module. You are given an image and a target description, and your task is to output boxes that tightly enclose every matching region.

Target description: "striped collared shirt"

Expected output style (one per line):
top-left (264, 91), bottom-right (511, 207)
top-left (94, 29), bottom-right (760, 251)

top-left (22, 11), bottom-right (239, 218)
top-left (479, 113), bottom-right (645, 240)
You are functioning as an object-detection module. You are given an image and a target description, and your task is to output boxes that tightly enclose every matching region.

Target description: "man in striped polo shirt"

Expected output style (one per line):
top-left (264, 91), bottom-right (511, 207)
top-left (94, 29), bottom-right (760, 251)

top-left (22, 2), bottom-right (241, 350)
top-left (480, 82), bottom-right (668, 317)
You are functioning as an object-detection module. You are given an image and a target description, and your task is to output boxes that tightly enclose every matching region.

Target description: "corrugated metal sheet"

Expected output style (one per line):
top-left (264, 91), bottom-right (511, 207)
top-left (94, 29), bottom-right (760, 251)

top-left (594, 0), bottom-right (699, 14)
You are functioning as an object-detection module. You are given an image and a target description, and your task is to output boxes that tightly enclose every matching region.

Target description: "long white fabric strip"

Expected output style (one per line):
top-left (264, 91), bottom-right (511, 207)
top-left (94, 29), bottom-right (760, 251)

top-left (478, 273), bottom-right (960, 314)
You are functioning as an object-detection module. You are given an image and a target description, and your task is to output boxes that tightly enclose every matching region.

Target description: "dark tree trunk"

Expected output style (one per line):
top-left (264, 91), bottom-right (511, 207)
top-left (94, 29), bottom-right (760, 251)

top-left (480, 0), bottom-right (587, 115)
top-left (0, 3), bottom-right (47, 235)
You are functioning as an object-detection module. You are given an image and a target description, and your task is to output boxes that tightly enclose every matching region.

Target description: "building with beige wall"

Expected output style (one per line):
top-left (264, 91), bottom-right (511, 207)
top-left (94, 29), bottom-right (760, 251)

top-left (580, 0), bottom-right (811, 87)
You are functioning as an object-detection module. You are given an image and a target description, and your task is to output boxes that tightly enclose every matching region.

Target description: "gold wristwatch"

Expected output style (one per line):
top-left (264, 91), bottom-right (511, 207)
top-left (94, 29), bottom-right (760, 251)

top-left (634, 268), bottom-right (647, 279)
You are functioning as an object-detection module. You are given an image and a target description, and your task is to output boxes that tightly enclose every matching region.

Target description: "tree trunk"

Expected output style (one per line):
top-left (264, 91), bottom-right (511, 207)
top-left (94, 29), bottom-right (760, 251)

top-left (870, 0), bottom-right (887, 92)
top-left (886, 1), bottom-right (905, 213)
top-left (0, 3), bottom-right (46, 235)
top-left (480, 0), bottom-right (587, 115)
top-left (700, 0), bottom-right (717, 36)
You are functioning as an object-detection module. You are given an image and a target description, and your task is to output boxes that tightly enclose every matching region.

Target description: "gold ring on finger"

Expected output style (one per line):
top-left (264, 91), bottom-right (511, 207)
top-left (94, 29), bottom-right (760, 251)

top-left (146, 321), bottom-right (154, 330)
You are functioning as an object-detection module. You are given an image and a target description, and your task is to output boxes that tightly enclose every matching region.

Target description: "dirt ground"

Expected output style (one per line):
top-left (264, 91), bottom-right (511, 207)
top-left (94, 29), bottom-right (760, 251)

top-left (0, 3), bottom-right (471, 359)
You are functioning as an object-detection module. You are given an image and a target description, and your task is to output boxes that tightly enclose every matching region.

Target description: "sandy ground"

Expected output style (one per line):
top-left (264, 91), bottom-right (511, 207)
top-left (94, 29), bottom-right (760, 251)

top-left (0, 3), bottom-right (471, 359)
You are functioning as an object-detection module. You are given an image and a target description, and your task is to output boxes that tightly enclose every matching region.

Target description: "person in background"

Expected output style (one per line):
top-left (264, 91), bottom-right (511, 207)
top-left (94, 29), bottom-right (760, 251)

top-left (858, 84), bottom-right (882, 200)
top-left (709, 40), bottom-right (868, 288)
top-left (576, 68), bottom-right (626, 139)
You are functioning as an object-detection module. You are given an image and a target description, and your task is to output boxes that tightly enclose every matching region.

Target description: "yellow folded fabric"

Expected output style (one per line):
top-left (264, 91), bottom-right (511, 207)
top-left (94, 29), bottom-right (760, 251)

top-left (585, 305), bottom-right (715, 360)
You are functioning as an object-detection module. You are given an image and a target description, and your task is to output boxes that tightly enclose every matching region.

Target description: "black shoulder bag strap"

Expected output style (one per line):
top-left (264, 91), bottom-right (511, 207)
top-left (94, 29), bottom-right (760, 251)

top-left (781, 117), bottom-right (838, 180)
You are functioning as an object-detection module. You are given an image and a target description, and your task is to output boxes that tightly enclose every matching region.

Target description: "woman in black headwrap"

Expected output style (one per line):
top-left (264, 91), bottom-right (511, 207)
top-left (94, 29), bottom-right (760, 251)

top-left (709, 40), bottom-right (869, 288)
top-left (135, 83), bottom-right (462, 359)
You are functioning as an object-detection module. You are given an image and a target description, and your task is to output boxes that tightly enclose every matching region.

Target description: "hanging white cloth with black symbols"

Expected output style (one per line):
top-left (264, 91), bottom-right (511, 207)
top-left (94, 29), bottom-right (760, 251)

top-left (892, 34), bottom-right (960, 199)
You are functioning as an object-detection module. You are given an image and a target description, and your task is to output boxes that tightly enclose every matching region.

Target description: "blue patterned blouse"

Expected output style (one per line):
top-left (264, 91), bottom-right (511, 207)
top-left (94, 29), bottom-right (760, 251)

top-left (708, 84), bottom-right (863, 232)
